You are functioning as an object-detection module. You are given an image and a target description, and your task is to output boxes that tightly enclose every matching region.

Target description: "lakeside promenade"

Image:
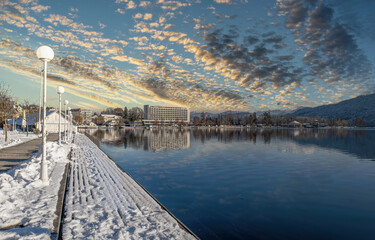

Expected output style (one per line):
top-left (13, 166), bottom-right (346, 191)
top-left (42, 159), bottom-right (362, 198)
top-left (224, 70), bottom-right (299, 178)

top-left (0, 134), bottom-right (58, 172)
top-left (0, 133), bottom-right (197, 239)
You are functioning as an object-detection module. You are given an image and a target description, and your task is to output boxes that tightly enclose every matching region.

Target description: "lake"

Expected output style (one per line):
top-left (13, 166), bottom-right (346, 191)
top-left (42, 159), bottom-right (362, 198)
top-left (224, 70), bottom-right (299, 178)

top-left (84, 128), bottom-right (375, 240)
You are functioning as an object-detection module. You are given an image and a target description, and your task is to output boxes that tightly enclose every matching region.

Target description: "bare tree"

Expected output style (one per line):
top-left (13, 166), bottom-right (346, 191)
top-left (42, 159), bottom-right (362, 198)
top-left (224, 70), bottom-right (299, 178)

top-left (0, 84), bottom-right (15, 142)
top-left (74, 114), bottom-right (84, 125)
top-left (94, 115), bottom-right (105, 125)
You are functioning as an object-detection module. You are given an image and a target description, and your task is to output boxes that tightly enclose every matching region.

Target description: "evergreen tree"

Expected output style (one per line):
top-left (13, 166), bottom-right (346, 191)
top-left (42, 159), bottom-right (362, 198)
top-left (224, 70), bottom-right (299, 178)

top-left (201, 112), bottom-right (206, 126)
top-left (124, 107), bottom-right (129, 119)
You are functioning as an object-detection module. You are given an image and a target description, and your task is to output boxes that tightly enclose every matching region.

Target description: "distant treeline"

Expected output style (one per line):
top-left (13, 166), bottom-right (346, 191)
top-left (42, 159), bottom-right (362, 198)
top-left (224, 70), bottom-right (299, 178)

top-left (191, 112), bottom-right (366, 127)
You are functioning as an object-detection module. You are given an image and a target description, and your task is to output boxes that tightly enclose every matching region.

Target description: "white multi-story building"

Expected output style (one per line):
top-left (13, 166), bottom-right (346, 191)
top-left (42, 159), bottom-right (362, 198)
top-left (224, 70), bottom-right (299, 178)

top-left (143, 105), bottom-right (190, 124)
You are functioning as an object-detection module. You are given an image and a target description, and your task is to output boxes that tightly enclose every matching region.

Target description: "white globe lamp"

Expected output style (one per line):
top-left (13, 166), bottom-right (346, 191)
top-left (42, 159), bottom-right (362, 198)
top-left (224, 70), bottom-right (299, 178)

top-left (36, 45), bottom-right (54, 185)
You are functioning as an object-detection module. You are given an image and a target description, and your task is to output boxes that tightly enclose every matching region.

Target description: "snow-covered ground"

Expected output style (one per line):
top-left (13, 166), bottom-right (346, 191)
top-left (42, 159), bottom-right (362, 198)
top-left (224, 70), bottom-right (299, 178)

top-left (63, 134), bottom-right (195, 239)
top-left (0, 133), bottom-right (196, 239)
top-left (0, 141), bottom-right (70, 239)
top-left (0, 130), bottom-right (39, 149)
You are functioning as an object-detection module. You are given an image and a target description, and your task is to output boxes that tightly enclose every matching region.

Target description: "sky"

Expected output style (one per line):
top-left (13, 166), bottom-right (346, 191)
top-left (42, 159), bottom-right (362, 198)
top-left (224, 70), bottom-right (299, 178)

top-left (0, 0), bottom-right (374, 113)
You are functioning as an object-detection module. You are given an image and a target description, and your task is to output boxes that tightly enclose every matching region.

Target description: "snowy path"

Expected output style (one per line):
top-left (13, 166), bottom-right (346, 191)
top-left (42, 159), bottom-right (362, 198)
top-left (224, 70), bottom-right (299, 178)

top-left (63, 134), bottom-right (196, 239)
top-left (0, 141), bottom-right (70, 239)
top-left (0, 131), bottom-right (39, 150)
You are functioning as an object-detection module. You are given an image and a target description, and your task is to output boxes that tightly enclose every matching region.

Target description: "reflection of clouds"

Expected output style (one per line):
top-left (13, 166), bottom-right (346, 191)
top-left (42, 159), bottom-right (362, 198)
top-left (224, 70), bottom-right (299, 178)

top-left (185, 141), bottom-right (233, 160)
top-left (278, 141), bottom-right (316, 155)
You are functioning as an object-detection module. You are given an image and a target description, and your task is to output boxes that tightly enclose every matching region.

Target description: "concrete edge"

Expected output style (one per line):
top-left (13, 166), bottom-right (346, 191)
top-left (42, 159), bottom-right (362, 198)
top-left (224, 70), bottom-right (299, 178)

top-left (51, 153), bottom-right (71, 239)
top-left (83, 133), bottom-right (200, 240)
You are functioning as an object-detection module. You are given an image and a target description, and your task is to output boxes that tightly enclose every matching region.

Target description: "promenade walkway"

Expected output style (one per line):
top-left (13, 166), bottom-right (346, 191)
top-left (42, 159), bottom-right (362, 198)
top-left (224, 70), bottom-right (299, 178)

top-left (62, 134), bottom-right (197, 239)
top-left (0, 133), bottom-right (59, 171)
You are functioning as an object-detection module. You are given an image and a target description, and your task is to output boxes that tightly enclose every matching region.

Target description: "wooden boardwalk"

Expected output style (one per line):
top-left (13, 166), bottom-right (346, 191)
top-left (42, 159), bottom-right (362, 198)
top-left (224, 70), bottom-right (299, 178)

top-left (0, 133), bottom-right (59, 171)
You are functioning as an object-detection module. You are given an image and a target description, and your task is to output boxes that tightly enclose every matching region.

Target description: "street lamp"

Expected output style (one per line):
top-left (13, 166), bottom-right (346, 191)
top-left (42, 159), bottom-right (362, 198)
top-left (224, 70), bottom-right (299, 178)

top-left (67, 107), bottom-right (71, 141)
top-left (36, 45), bottom-right (54, 185)
top-left (64, 99), bottom-right (69, 142)
top-left (56, 86), bottom-right (64, 145)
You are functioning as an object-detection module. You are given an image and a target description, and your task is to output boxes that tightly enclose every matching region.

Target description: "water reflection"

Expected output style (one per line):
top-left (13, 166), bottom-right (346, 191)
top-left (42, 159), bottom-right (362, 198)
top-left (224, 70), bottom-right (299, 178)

top-left (83, 127), bottom-right (375, 239)
top-left (83, 128), bottom-right (375, 160)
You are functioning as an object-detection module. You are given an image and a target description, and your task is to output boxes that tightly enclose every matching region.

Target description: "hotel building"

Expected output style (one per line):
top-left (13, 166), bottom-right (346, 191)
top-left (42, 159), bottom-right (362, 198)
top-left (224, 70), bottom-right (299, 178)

top-left (143, 105), bottom-right (190, 124)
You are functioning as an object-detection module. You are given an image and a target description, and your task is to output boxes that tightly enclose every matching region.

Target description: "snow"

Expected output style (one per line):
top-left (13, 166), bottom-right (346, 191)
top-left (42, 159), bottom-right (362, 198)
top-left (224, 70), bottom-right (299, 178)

top-left (0, 141), bottom-right (70, 239)
top-left (63, 134), bottom-right (195, 239)
top-left (0, 130), bottom-right (39, 149)
top-left (0, 133), bottom-right (196, 239)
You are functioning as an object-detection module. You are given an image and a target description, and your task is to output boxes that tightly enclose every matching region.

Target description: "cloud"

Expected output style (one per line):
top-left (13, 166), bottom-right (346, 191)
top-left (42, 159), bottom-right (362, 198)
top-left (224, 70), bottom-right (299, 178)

top-left (214, 0), bottom-right (232, 4)
top-left (185, 26), bottom-right (304, 93)
top-left (30, 5), bottom-right (50, 13)
top-left (116, 8), bottom-right (125, 14)
top-left (127, 1), bottom-right (136, 9)
top-left (139, 1), bottom-right (151, 8)
top-left (277, 0), bottom-right (372, 84)
top-left (144, 13), bottom-right (152, 20)
top-left (134, 13), bottom-right (143, 19)
top-left (98, 21), bottom-right (106, 29)
top-left (157, 1), bottom-right (189, 11)
top-left (111, 55), bottom-right (147, 66)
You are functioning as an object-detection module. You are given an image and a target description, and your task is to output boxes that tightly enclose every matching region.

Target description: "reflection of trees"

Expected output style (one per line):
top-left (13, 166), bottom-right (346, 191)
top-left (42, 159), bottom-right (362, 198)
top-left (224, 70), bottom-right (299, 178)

top-left (123, 129), bottom-right (145, 150)
top-left (262, 130), bottom-right (272, 144)
top-left (86, 128), bottom-right (375, 160)
top-left (187, 128), bottom-right (375, 160)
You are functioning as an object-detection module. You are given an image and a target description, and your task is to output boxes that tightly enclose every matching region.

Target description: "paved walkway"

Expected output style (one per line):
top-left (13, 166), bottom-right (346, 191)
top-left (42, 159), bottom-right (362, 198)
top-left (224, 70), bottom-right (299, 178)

top-left (0, 133), bottom-right (59, 171)
top-left (62, 134), bottom-right (197, 239)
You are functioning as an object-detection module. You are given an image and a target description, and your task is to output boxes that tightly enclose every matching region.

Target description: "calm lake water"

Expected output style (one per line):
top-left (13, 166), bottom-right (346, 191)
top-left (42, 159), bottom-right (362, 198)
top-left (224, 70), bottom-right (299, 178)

top-left (85, 128), bottom-right (375, 240)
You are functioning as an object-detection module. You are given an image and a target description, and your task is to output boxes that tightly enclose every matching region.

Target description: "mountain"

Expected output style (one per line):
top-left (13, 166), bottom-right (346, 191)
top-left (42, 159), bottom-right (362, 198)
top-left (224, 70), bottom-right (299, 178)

top-left (288, 93), bottom-right (375, 126)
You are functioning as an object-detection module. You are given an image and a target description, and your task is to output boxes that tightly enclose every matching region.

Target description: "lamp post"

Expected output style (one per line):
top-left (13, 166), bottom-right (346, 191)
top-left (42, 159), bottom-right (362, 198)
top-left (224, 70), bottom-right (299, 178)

top-left (56, 86), bottom-right (64, 145)
top-left (36, 45), bottom-right (54, 185)
top-left (67, 107), bottom-right (71, 141)
top-left (38, 70), bottom-right (43, 132)
top-left (64, 99), bottom-right (69, 142)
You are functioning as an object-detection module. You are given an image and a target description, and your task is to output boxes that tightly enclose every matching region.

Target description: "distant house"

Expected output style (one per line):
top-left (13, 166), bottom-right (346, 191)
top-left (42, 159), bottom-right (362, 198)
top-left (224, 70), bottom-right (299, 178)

top-left (104, 120), bottom-right (117, 127)
top-left (7, 111), bottom-right (73, 133)
top-left (101, 114), bottom-right (121, 122)
top-left (288, 120), bottom-right (302, 128)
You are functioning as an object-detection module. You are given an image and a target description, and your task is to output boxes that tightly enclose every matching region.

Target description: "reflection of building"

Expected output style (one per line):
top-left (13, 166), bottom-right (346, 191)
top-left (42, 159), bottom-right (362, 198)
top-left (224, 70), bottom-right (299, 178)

top-left (144, 130), bottom-right (190, 152)
top-left (143, 105), bottom-right (190, 125)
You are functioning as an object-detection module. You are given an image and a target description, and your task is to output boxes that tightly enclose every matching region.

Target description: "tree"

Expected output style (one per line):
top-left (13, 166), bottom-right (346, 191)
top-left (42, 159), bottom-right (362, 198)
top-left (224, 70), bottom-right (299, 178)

top-left (226, 114), bottom-right (234, 125)
top-left (124, 106), bottom-right (129, 119)
top-left (74, 114), bottom-right (84, 125)
top-left (217, 114), bottom-right (222, 126)
top-left (249, 112), bottom-right (257, 126)
top-left (193, 116), bottom-right (200, 126)
top-left (102, 107), bottom-right (114, 114)
top-left (201, 112), bottom-right (206, 126)
top-left (129, 107), bottom-right (144, 122)
top-left (262, 112), bottom-right (272, 126)
top-left (114, 107), bottom-right (124, 116)
top-left (0, 84), bottom-right (15, 142)
top-left (94, 115), bottom-right (105, 125)
top-left (240, 116), bottom-right (247, 126)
